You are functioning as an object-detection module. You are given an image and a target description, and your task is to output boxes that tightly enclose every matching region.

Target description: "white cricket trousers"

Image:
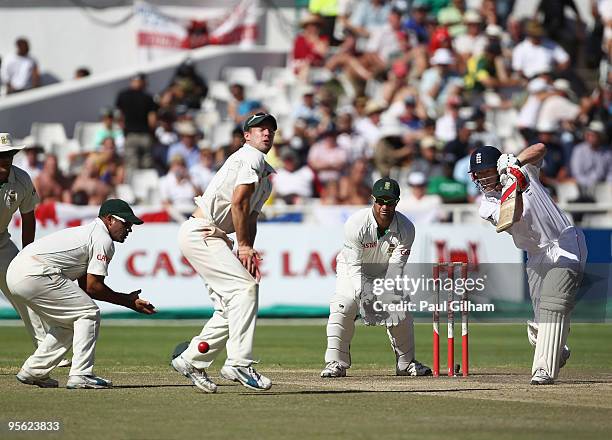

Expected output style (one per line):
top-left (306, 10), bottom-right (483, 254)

top-left (0, 237), bottom-right (47, 347)
top-left (6, 255), bottom-right (100, 378)
top-left (178, 217), bottom-right (259, 369)
top-left (324, 264), bottom-right (415, 370)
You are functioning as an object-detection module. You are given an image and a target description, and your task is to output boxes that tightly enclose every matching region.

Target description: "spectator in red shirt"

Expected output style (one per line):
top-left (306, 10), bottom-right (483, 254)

top-left (293, 14), bottom-right (330, 80)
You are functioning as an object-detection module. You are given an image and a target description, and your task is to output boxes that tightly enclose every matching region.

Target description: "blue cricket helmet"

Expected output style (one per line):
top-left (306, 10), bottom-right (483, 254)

top-left (469, 145), bottom-right (502, 174)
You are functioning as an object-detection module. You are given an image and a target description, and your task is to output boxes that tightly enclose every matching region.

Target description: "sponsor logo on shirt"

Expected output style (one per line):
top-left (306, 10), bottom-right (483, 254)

top-left (363, 242), bottom-right (377, 248)
top-left (97, 254), bottom-right (111, 263)
top-left (400, 249), bottom-right (410, 256)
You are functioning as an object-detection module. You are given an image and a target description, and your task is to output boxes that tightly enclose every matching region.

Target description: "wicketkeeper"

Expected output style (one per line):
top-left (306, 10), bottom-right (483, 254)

top-left (469, 143), bottom-right (587, 384)
top-left (321, 178), bottom-right (432, 378)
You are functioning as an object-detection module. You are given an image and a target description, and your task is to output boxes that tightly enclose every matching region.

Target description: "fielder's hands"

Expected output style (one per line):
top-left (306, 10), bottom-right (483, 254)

top-left (238, 246), bottom-right (262, 282)
top-left (127, 289), bottom-right (157, 315)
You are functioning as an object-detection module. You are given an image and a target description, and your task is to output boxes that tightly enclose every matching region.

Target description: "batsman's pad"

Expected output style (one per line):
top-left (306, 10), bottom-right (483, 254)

top-left (532, 310), bottom-right (569, 379)
top-left (387, 313), bottom-right (415, 370)
top-left (539, 267), bottom-right (581, 314)
top-left (171, 341), bottom-right (189, 361)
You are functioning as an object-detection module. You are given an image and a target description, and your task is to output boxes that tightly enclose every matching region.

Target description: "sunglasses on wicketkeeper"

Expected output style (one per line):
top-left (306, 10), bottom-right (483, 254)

top-left (373, 197), bottom-right (399, 206)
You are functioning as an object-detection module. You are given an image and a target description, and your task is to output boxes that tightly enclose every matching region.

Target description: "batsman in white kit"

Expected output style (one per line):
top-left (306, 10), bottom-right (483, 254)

top-left (7, 199), bottom-right (156, 389)
top-left (469, 143), bottom-right (587, 384)
top-left (172, 113), bottom-right (277, 393)
top-left (0, 133), bottom-right (63, 359)
top-left (321, 178), bottom-right (432, 378)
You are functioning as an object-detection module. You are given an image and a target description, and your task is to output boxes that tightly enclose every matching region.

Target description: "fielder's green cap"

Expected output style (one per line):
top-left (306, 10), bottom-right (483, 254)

top-left (372, 178), bottom-right (400, 200)
top-left (243, 112), bottom-right (277, 132)
top-left (99, 199), bottom-right (144, 225)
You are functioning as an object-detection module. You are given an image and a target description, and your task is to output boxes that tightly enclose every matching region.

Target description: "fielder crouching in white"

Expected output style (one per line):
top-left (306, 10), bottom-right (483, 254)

top-left (469, 143), bottom-right (587, 385)
top-left (321, 178), bottom-right (432, 378)
top-left (7, 199), bottom-right (156, 389)
top-left (172, 113), bottom-right (277, 393)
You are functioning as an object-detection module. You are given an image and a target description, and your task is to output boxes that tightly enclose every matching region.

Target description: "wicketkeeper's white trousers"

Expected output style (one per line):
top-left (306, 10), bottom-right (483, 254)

top-left (0, 236), bottom-right (48, 347)
top-left (6, 256), bottom-right (100, 378)
top-left (324, 264), bottom-right (415, 370)
top-left (178, 217), bottom-right (258, 369)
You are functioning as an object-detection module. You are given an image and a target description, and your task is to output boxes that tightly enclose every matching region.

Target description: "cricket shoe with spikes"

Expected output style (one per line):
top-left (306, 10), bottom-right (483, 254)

top-left (171, 356), bottom-right (217, 393)
top-left (66, 374), bottom-right (113, 389)
top-left (397, 359), bottom-right (432, 376)
top-left (220, 365), bottom-right (272, 390)
top-left (320, 361), bottom-right (347, 378)
top-left (530, 368), bottom-right (554, 385)
top-left (16, 370), bottom-right (58, 388)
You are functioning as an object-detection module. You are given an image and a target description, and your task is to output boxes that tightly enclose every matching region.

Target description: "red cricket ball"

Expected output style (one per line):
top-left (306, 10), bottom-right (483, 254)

top-left (198, 341), bottom-right (210, 353)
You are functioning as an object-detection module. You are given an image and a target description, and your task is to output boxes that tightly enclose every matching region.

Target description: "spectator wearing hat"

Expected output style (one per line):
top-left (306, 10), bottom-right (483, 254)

top-left (570, 121), bottom-right (612, 191)
top-left (511, 19), bottom-right (570, 80)
top-left (396, 171), bottom-right (442, 217)
top-left (443, 116), bottom-right (473, 164)
top-left (420, 48), bottom-right (462, 117)
top-left (189, 141), bottom-right (216, 195)
top-left (536, 79), bottom-right (582, 132)
top-left (1, 38), bottom-right (39, 94)
top-left (453, 10), bottom-right (488, 61)
top-left (396, 95), bottom-right (424, 131)
top-left (292, 14), bottom-right (330, 80)
top-left (355, 100), bottom-right (386, 148)
top-left (517, 77), bottom-right (554, 142)
top-left (338, 158), bottom-right (372, 205)
top-left (93, 108), bottom-right (124, 151)
top-left (167, 59), bottom-right (208, 109)
top-left (34, 155), bottom-right (72, 204)
top-left (293, 87), bottom-right (321, 124)
top-left (160, 155), bottom-right (198, 213)
top-left (14, 143), bottom-right (44, 180)
top-left (308, 0), bottom-right (340, 44)
top-left (167, 121), bottom-right (201, 169)
top-left (308, 130), bottom-right (348, 184)
top-left (418, 135), bottom-right (445, 178)
top-left (115, 73), bottom-right (158, 170)
top-left (272, 148), bottom-right (316, 205)
top-left (535, 121), bottom-right (569, 188)
top-left (373, 121), bottom-right (412, 177)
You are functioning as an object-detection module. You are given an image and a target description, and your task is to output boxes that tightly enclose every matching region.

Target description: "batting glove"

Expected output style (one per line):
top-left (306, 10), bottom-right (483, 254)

top-left (497, 153), bottom-right (521, 176)
top-left (500, 165), bottom-right (530, 192)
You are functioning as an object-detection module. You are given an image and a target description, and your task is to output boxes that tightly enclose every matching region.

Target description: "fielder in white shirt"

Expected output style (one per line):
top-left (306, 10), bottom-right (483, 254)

top-left (469, 143), bottom-right (587, 385)
top-left (0, 133), bottom-right (50, 354)
top-left (7, 199), bottom-right (156, 389)
top-left (321, 178), bottom-right (432, 378)
top-left (172, 113), bottom-right (276, 393)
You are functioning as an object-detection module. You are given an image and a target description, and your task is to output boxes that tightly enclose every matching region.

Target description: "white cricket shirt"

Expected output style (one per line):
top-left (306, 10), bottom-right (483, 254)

top-left (195, 144), bottom-right (274, 234)
top-left (337, 207), bottom-right (416, 293)
top-left (478, 163), bottom-right (572, 255)
top-left (0, 166), bottom-right (39, 246)
top-left (20, 218), bottom-right (115, 280)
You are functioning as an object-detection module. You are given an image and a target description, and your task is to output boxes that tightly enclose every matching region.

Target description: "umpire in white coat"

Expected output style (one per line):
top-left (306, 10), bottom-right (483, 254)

top-left (7, 199), bottom-right (156, 389)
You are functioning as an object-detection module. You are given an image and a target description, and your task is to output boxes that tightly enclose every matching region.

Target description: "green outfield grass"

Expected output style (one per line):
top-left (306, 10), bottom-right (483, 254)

top-left (1, 322), bottom-right (611, 440)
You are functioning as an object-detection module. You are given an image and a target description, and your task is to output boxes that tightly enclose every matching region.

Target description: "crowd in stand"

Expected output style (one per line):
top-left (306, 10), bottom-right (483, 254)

top-left (3, 0), bottom-right (612, 218)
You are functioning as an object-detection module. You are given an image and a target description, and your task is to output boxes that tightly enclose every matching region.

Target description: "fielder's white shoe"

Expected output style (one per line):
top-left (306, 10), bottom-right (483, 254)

top-left (66, 374), bottom-right (112, 389)
top-left (320, 361), bottom-right (347, 378)
top-left (57, 358), bottom-right (72, 368)
top-left (397, 359), bottom-right (433, 376)
top-left (16, 370), bottom-right (58, 388)
top-left (530, 368), bottom-right (554, 385)
top-left (220, 365), bottom-right (272, 391)
top-left (171, 356), bottom-right (217, 393)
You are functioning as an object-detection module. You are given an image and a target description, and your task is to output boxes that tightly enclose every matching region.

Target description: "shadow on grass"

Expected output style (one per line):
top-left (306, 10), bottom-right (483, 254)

top-left (238, 388), bottom-right (499, 396)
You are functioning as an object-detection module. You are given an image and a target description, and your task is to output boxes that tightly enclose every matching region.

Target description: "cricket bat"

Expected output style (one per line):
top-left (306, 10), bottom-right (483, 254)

top-left (496, 177), bottom-right (523, 233)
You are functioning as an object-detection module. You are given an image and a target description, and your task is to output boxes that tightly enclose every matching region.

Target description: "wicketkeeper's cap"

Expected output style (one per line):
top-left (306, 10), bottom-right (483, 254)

top-left (243, 112), bottom-right (277, 132)
top-left (372, 178), bottom-right (401, 200)
top-left (469, 145), bottom-right (501, 173)
top-left (99, 199), bottom-right (144, 225)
